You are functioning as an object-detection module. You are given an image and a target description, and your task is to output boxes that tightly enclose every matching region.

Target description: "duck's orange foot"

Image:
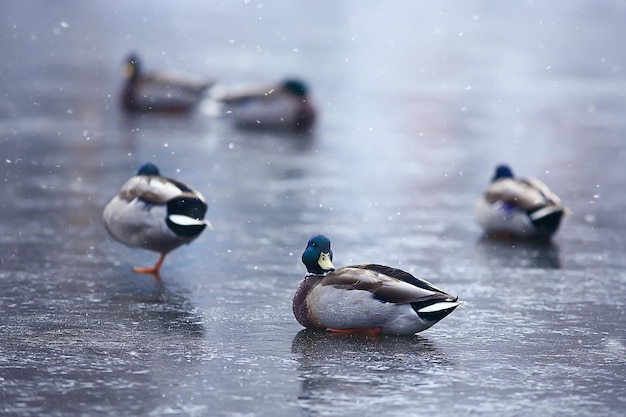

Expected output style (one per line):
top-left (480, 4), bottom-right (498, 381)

top-left (132, 266), bottom-right (162, 280)
top-left (326, 327), bottom-right (382, 336)
top-left (133, 266), bottom-right (158, 274)
top-left (132, 254), bottom-right (165, 277)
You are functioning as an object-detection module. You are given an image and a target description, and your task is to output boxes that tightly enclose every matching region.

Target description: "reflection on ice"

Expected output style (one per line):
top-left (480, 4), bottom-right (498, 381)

top-left (291, 328), bottom-right (448, 363)
top-left (291, 329), bottom-right (453, 414)
top-left (474, 235), bottom-right (562, 270)
top-left (111, 282), bottom-right (206, 337)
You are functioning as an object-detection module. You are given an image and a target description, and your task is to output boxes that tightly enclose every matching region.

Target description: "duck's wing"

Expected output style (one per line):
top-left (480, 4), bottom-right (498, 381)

top-left (135, 81), bottom-right (207, 110)
top-left (209, 82), bottom-right (278, 103)
top-left (484, 178), bottom-right (554, 210)
top-left (322, 265), bottom-right (457, 305)
top-left (118, 176), bottom-right (199, 205)
top-left (144, 71), bottom-right (214, 93)
top-left (519, 177), bottom-right (563, 206)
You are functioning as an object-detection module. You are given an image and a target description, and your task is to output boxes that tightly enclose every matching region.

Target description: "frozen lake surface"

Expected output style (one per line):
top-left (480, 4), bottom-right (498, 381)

top-left (1, 2), bottom-right (625, 416)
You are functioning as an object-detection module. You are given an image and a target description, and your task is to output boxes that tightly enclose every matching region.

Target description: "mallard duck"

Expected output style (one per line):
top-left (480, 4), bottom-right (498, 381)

top-left (210, 78), bottom-right (316, 132)
top-left (120, 53), bottom-right (213, 114)
top-left (103, 162), bottom-right (212, 274)
top-left (292, 234), bottom-right (461, 336)
top-left (474, 164), bottom-right (568, 239)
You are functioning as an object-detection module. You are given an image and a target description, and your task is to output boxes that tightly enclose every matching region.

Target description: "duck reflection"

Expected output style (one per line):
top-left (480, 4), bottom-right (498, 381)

top-left (211, 120), bottom-right (316, 154)
top-left (291, 329), bottom-right (452, 410)
top-left (475, 235), bottom-right (561, 269)
top-left (111, 278), bottom-right (205, 337)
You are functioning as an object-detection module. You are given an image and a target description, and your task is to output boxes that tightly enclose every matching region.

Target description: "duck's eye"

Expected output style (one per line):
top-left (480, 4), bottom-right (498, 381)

top-left (311, 242), bottom-right (317, 248)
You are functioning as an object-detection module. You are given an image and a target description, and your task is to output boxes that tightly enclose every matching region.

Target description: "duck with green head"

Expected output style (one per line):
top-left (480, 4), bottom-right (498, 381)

top-left (210, 78), bottom-right (316, 132)
top-left (293, 234), bottom-right (461, 336)
top-left (103, 162), bottom-right (212, 275)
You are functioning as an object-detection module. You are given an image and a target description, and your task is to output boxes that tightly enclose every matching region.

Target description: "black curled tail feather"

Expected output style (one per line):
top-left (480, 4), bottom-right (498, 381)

top-left (167, 196), bottom-right (207, 220)
top-left (526, 206), bottom-right (564, 236)
top-left (411, 298), bottom-right (459, 322)
top-left (166, 196), bottom-right (208, 238)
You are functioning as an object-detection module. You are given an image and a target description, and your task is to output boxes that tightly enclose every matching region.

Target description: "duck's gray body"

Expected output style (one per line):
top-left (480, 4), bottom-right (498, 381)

top-left (294, 265), bottom-right (460, 335)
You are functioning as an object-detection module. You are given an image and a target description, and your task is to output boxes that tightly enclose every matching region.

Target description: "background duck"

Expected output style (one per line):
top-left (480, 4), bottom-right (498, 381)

top-left (120, 53), bottom-right (213, 114)
top-left (103, 162), bottom-right (212, 275)
top-left (293, 234), bottom-right (461, 336)
top-left (474, 164), bottom-right (569, 239)
top-left (208, 78), bottom-right (316, 132)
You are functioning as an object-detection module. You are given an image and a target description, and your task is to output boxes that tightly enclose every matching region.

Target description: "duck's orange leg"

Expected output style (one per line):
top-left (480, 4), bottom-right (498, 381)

top-left (133, 253), bottom-right (165, 275)
top-left (326, 327), bottom-right (382, 336)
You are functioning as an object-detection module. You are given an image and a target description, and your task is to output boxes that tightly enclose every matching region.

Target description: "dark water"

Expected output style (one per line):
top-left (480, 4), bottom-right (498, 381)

top-left (1, 2), bottom-right (625, 416)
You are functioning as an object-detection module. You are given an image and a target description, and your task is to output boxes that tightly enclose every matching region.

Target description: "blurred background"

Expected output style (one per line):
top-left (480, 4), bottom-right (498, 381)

top-left (1, 2), bottom-right (625, 416)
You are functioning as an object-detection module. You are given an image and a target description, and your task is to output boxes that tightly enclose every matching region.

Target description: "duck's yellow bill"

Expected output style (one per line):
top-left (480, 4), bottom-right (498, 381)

top-left (123, 62), bottom-right (135, 78)
top-left (318, 251), bottom-right (335, 271)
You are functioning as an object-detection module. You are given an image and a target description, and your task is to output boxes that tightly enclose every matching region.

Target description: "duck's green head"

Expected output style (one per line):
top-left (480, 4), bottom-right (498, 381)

top-left (492, 164), bottom-right (514, 182)
top-left (302, 234), bottom-right (335, 274)
top-left (282, 78), bottom-right (309, 98)
top-left (137, 162), bottom-right (160, 176)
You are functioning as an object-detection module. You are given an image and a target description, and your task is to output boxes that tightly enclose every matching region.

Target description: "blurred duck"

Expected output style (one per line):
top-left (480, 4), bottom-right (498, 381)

top-left (120, 53), bottom-right (213, 114)
top-left (209, 78), bottom-right (316, 132)
top-left (103, 162), bottom-right (211, 275)
top-left (475, 164), bottom-right (568, 239)
top-left (293, 234), bottom-right (461, 336)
